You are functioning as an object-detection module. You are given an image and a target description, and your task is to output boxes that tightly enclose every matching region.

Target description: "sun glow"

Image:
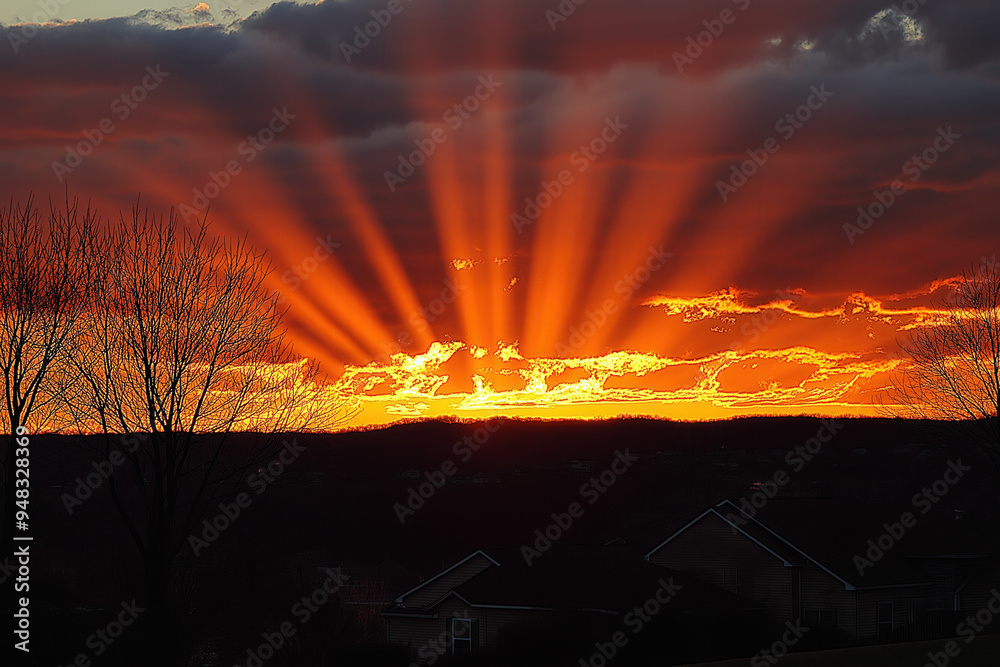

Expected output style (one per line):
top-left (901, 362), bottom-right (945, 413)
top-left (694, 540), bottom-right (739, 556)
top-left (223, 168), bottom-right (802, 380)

top-left (316, 338), bottom-right (909, 431)
top-left (6, 2), bottom-right (995, 434)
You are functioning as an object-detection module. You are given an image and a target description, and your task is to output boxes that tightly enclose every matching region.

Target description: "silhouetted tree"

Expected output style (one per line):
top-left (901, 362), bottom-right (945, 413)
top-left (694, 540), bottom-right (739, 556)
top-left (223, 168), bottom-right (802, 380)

top-left (65, 202), bottom-right (350, 663)
top-left (889, 257), bottom-right (1000, 480)
top-left (0, 193), bottom-right (102, 545)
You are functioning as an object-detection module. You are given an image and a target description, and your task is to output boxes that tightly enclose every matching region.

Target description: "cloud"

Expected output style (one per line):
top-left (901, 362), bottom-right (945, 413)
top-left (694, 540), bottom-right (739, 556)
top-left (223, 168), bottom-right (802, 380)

top-left (0, 0), bottom-right (996, 428)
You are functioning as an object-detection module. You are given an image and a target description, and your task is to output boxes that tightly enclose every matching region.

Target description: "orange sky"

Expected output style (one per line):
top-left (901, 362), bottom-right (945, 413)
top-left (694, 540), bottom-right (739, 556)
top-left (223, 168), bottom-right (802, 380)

top-left (1, 0), bottom-right (998, 430)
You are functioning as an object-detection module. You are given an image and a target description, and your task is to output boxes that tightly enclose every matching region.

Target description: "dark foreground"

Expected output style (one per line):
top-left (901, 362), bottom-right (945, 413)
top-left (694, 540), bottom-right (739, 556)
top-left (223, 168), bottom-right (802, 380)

top-left (13, 417), bottom-right (1000, 666)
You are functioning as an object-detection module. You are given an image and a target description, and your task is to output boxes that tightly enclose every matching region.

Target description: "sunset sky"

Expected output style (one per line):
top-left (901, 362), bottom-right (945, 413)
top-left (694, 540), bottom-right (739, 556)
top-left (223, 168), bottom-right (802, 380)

top-left (2, 0), bottom-right (998, 429)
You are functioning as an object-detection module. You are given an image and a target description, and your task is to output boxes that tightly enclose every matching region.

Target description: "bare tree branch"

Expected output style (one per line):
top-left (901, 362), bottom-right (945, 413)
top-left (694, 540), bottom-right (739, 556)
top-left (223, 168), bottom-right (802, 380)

top-left (63, 202), bottom-right (354, 651)
top-left (0, 191), bottom-right (102, 545)
top-left (887, 256), bottom-right (1000, 488)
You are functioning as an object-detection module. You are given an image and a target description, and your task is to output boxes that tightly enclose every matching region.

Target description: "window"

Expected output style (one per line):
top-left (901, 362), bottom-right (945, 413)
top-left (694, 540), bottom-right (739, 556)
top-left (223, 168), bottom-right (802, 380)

top-left (877, 601), bottom-right (894, 634)
top-left (927, 596), bottom-right (950, 613)
top-left (722, 567), bottom-right (739, 594)
top-left (912, 596), bottom-right (952, 623)
top-left (910, 598), bottom-right (924, 623)
top-left (452, 618), bottom-right (474, 654)
top-left (804, 609), bottom-right (837, 626)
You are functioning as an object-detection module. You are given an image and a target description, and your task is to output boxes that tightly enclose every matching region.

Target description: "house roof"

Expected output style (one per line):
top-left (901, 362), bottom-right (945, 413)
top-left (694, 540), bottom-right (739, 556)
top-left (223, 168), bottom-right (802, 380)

top-left (644, 497), bottom-right (998, 590)
top-left (718, 499), bottom-right (930, 589)
top-left (393, 549), bottom-right (500, 604)
top-left (730, 497), bottom-right (999, 588)
top-left (642, 506), bottom-right (804, 568)
top-left (442, 544), bottom-right (759, 616)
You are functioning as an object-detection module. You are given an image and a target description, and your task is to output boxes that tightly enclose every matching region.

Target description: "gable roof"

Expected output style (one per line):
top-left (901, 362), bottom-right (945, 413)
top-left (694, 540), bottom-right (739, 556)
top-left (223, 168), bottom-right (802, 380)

top-left (393, 549), bottom-right (500, 604)
top-left (731, 497), bottom-right (1000, 588)
top-left (437, 545), bottom-right (758, 616)
top-left (647, 498), bottom-right (937, 590)
top-left (643, 506), bottom-right (802, 568)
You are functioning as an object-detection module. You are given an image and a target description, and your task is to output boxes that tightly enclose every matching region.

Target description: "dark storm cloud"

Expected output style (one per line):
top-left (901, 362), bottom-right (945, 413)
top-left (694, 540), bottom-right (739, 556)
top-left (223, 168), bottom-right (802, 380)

top-left (239, 0), bottom-right (1000, 74)
top-left (2, 0), bottom-right (997, 149)
top-left (921, 1), bottom-right (1000, 69)
top-left (0, 16), bottom-right (413, 146)
top-left (0, 0), bottom-right (996, 323)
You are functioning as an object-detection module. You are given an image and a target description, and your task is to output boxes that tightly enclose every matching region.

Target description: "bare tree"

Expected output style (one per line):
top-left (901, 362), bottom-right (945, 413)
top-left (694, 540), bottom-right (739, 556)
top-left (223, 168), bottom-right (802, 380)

top-left (0, 193), bottom-right (101, 546)
top-left (66, 202), bottom-right (351, 658)
top-left (888, 257), bottom-right (1000, 478)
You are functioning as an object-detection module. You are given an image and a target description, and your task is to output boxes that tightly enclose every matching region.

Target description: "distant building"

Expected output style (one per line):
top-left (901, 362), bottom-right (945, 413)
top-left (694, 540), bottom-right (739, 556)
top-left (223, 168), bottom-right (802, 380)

top-left (449, 472), bottom-right (501, 486)
top-left (644, 498), bottom-right (1000, 641)
top-left (383, 545), bottom-right (760, 664)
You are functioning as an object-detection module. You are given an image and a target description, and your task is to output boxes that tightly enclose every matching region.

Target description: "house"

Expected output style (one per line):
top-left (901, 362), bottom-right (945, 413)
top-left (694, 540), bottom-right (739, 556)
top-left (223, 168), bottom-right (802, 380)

top-left (643, 498), bottom-right (1000, 641)
top-left (383, 544), bottom-right (762, 664)
top-left (449, 472), bottom-right (502, 486)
